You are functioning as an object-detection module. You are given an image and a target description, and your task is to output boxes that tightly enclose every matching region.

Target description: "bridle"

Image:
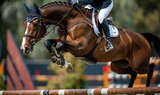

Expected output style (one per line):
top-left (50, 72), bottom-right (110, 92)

top-left (23, 5), bottom-right (74, 47)
top-left (23, 4), bottom-right (101, 61)
top-left (23, 5), bottom-right (92, 47)
top-left (23, 15), bottom-right (42, 47)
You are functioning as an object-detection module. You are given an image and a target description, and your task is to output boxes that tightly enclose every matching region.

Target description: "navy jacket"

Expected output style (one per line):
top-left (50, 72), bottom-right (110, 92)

top-left (78, 0), bottom-right (112, 9)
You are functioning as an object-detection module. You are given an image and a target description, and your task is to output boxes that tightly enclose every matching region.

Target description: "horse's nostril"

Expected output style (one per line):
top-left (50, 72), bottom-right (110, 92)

top-left (25, 47), bottom-right (29, 52)
top-left (21, 47), bottom-right (29, 54)
top-left (21, 49), bottom-right (23, 53)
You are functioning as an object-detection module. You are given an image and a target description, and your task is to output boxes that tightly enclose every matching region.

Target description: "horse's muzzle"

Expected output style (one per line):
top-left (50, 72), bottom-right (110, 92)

top-left (21, 47), bottom-right (30, 55)
top-left (21, 45), bottom-right (33, 55)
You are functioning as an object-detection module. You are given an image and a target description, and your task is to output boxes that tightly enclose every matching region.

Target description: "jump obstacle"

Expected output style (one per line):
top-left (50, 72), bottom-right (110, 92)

top-left (0, 87), bottom-right (160, 95)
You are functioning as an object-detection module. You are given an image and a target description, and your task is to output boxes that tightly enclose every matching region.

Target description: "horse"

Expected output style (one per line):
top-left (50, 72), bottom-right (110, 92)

top-left (21, 2), bottom-right (160, 88)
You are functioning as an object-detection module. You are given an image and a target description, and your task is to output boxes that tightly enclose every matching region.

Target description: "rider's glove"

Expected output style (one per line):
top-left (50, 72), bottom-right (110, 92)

top-left (69, 0), bottom-right (79, 5)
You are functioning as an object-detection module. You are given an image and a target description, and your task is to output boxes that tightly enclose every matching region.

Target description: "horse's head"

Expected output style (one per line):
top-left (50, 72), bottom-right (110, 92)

top-left (21, 3), bottom-right (46, 55)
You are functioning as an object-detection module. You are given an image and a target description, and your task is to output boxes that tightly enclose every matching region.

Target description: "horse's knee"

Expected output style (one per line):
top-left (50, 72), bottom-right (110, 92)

top-left (44, 39), bottom-right (52, 47)
top-left (44, 39), bottom-right (56, 47)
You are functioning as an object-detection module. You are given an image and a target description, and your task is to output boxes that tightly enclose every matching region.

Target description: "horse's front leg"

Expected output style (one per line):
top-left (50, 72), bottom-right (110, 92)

top-left (44, 39), bottom-right (58, 63)
top-left (56, 41), bottom-right (73, 70)
top-left (44, 39), bottom-right (72, 70)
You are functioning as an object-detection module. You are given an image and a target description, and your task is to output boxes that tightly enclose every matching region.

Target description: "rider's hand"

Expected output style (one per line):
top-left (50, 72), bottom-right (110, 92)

top-left (69, 0), bottom-right (79, 5)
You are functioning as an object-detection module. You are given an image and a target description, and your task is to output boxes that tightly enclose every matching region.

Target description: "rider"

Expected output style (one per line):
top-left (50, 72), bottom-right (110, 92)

top-left (68, 0), bottom-right (114, 51)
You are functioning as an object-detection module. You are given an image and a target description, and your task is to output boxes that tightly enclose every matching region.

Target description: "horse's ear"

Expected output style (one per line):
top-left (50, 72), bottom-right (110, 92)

top-left (24, 4), bottom-right (32, 13)
top-left (34, 3), bottom-right (42, 16)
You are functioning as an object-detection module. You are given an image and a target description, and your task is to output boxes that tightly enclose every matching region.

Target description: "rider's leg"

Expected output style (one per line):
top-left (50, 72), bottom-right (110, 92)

top-left (98, 0), bottom-right (114, 51)
top-left (101, 20), bottom-right (114, 51)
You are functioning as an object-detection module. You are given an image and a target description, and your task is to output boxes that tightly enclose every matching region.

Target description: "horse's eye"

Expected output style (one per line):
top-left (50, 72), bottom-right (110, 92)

top-left (32, 23), bottom-right (36, 27)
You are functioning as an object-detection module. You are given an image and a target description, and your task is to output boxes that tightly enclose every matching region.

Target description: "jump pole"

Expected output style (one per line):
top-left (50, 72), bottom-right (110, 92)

top-left (1, 87), bottom-right (160, 95)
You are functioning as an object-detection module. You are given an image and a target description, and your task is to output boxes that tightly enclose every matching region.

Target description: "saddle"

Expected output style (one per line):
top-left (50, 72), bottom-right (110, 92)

top-left (86, 5), bottom-right (119, 37)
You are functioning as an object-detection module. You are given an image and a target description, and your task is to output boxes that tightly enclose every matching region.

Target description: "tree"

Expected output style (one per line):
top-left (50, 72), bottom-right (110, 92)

top-left (0, 74), bottom-right (5, 90)
top-left (112, 0), bottom-right (160, 35)
top-left (136, 0), bottom-right (160, 35)
top-left (112, 0), bottom-right (140, 31)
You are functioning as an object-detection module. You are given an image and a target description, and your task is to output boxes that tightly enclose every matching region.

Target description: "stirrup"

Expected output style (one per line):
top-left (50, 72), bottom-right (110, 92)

top-left (105, 41), bottom-right (114, 52)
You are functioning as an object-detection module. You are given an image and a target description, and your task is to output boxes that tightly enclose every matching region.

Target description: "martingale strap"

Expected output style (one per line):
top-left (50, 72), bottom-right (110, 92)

top-left (74, 5), bottom-right (103, 62)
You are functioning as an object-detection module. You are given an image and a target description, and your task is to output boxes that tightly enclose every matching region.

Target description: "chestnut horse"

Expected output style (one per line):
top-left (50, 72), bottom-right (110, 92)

top-left (21, 2), bottom-right (160, 87)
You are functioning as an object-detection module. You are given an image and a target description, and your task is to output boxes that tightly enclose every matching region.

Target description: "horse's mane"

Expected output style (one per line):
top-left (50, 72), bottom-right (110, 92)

top-left (40, 1), bottom-right (92, 19)
top-left (41, 1), bottom-right (71, 8)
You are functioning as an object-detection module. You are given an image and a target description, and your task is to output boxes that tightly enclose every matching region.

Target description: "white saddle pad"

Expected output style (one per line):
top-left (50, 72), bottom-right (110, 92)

top-left (91, 7), bottom-right (119, 37)
top-left (109, 25), bottom-right (119, 37)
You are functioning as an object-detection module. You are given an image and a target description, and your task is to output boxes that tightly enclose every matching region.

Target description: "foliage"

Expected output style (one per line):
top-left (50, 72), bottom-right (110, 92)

top-left (0, 74), bottom-right (5, 90)
top-left (135, 0), bottom-right (160, 35)
top-left (46, 53), bottom-right (86, 89)
top-left (113, 0), bottom-right (139, 30)
top-left (113, 0), bottom-right (160, 34)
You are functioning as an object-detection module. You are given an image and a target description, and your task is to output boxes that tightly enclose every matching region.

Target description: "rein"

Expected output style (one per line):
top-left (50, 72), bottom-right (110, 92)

top-left (24, 4), bottom-right (102, 61)
top-left (74, 5), bottom-right (92, 25)
top-left (24, 5), bottom-right (74, 45)
top-left (70, 5), bottom-right (93, 29)
top-left (44, 5), bottom-right (74, 37)
top-left (59, 4), bottom-right (93, 32)
top-left (46, 4), bottom-right (93, 34)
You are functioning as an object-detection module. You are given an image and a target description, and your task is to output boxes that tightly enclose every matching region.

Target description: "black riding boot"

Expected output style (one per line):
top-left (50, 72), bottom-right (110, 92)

top-left (101, 19), bottom-right (114, 52)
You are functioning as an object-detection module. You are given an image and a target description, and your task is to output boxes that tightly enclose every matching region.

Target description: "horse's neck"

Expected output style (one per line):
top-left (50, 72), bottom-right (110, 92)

top-left (41, 5), bottom-right (78, 26)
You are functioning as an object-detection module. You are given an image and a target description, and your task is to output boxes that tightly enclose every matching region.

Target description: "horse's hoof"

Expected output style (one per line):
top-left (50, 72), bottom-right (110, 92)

top-left (51, 56), bottom-right (57, 63)
top-left (67, 63), bottom-right (73, 71)
top-left (63, 61), bottom-right (73, 71)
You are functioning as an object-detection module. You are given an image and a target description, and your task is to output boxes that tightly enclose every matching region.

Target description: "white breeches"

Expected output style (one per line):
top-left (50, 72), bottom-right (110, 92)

top-left (98, 0), bottom-right (113, 23)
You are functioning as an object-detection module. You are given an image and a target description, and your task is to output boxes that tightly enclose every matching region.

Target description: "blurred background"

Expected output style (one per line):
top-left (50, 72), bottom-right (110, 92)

top-left (0, 0), bottom-right (160, 90)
